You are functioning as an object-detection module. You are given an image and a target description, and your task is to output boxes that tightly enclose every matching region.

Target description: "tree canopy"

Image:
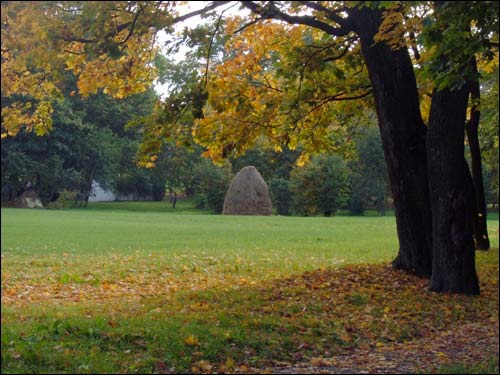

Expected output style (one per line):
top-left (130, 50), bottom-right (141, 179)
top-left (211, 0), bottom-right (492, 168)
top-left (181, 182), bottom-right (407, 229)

top-left (2, 2), bottom-right (497, 151)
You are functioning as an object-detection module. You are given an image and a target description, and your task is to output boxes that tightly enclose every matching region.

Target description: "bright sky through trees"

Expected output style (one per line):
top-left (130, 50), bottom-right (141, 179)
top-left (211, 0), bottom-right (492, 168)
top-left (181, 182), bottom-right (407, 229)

top-left (154, 1), bottom-right (247, 98)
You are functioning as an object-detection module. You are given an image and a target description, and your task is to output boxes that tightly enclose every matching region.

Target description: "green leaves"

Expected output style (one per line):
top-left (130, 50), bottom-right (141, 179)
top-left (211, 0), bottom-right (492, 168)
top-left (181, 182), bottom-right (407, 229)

top-left (418, 1), bottom-right (498, 91)
top-left (290, 154), bottom-right (351, 217)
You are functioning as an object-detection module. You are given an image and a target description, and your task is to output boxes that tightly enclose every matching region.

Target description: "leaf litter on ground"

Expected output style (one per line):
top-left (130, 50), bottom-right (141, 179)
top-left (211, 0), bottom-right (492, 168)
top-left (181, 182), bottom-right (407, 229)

top-left (1, 250), bottom-right (498, 374)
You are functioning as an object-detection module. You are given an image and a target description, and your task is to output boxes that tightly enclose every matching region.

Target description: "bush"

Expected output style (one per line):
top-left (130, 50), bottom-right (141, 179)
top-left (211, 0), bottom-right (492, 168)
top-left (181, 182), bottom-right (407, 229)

top-left (268, 177), bottom-right (293, 215)
top-left (290, 154), bottom-right (351, 216)
top-left (347, 178), bottom-right (367, 215)
top-left (193, 193), bottom-right (208, 210)
top-left (115, 170), bottom-right (165, 201)
top-left (193, 159), bottom-right (233, 213)
top-left (47, 190), bottom-right (79, 209)
top-left (347, 126), bottom-right (389, 215)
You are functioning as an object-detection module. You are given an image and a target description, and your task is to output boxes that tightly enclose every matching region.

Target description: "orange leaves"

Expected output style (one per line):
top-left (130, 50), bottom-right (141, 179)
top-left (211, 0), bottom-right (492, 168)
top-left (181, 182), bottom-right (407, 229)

top-left (107, 320), bottom-right (120, 328)
top-left (191, 360), bottom-right (212, 373)
top-left (62, 43), bottom-right (86, 75)
top-left (55, 14), bottom-right (159, 101)
top-left (76, 41), bottom-right (158, 99)
top-left (1, 2), bottom-right (61, 138)
top-left (374, 3), bottom-right (424, 52)
top-left (1, 101), bottom-right (54, 138)
top-left (1, 1), bottom-right (160, 138)
top-left (191, 15), bottom-right (371, 163)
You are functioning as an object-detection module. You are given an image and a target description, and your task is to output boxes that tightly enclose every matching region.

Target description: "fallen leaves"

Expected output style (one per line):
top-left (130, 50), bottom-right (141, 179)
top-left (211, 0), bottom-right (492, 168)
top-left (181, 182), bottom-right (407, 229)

top-left (253, 259), bottom-right (499, 374)
top-left (184, 335), bottom-right (199, 346)
top-left (1, 249), bottom-right (498, 373)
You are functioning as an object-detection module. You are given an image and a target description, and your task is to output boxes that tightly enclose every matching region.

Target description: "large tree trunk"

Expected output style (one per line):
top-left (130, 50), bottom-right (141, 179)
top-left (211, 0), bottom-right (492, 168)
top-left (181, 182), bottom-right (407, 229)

top-left (350, 7), bottom-right (433, 277)
top-left (427, 84), bottom-right (480, 295)
top-left (466, 58), bottom-right (490, 250)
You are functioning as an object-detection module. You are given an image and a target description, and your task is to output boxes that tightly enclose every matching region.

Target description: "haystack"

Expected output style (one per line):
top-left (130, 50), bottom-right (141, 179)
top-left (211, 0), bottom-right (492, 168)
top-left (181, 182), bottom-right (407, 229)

top-left (223, 166), bottom-right (272, 215)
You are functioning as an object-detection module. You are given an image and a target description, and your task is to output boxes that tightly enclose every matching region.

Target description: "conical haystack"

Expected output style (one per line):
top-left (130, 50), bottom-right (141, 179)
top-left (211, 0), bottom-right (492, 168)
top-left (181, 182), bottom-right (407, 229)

top-left (223, 166), bottom-right (272, 215)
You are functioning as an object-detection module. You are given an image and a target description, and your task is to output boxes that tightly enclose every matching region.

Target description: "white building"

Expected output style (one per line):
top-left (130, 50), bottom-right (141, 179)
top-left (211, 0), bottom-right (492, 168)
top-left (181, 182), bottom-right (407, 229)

top-left (88, 180), bottom-right (116, 202)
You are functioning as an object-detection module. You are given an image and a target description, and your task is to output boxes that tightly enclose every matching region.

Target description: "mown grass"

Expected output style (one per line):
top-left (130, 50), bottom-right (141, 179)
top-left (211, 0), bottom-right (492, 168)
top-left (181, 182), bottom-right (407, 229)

top-left (0, 202), bottom-right (404, 278)
top-left (1, 201), bottom-right (498, 374)
top-left (85, 199), bottom-right (207, 214)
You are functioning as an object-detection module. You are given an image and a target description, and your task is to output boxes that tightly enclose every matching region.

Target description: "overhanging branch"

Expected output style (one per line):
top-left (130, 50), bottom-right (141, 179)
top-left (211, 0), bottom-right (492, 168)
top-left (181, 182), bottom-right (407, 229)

top-left (241, 1), bottom-right (352, 37)
top-left (173, 1), bottom-right (232, 23)
top-left (297, 1), bottom-right (350, 29)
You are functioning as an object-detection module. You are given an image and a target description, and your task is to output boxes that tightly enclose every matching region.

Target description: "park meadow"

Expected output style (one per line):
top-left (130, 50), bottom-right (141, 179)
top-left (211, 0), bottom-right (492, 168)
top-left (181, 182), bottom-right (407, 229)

top-left (1, 201), bottom-right (498, 374)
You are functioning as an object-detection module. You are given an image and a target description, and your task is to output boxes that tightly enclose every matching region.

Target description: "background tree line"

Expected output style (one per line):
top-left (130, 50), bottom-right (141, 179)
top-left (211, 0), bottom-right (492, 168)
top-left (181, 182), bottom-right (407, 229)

top-left (1, 86), bottom-right (394, 218)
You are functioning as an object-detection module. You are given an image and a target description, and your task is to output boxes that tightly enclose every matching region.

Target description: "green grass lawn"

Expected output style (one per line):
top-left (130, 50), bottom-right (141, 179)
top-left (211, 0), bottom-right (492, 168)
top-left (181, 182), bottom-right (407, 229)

top-left (0, 201), bottom-right (409, 286)
top-left (1, 201), bottom-right (498, 373)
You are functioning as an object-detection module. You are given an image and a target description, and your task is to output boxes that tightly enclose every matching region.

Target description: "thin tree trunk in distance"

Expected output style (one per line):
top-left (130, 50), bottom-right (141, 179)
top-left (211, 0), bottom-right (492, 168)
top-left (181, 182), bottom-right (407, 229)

top-left (466, 57), bottom-right (490, 250)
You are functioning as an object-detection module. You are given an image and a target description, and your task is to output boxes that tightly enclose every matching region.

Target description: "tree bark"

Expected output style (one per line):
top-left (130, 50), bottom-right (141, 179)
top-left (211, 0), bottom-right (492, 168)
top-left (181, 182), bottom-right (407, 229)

top-left (427, 84), bottom-right (480, 295)
top-left (350, 7), bottom-right (433, 277)
top-left (466, 58), bottom-right (490, 250)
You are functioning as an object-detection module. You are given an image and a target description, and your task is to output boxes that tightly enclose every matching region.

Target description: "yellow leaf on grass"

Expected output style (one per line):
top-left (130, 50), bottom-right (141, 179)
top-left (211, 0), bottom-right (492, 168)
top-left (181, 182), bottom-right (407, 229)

top-left (185, 335), bottom-right (199, 346)
top-left (224, 358), bottom-right (235, 371)
top-left (339, 333), bottom-right (351, 342)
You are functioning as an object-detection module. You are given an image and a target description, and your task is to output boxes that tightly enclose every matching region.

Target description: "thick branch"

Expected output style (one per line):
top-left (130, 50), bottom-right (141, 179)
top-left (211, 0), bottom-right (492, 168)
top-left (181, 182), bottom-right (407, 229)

top-left (60, 2), bottom-right (231, 44)
top-left (241, 1), bottom-right (352, 37)
top-left (233, 16), bottom-right (266, 34)
top-left (248, 78), bottom-right (283, 92)
top-left (119, 4), bottom-right (145, 45)
top-left (409, 31), bottom-right (421, 61)
top-left (61, 21), bottom-right (132, 43)
top-left (298, 1), bottom-right (350, 29)
top-left (173, 1), bottom-right (232, 23)
top-left (309, 89), bottom-right (373, 109)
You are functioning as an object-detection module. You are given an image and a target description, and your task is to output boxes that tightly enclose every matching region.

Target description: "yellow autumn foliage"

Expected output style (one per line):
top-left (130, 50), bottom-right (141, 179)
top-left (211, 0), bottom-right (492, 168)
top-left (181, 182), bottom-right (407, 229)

top-left (1, 1), bottom-right (162, 138)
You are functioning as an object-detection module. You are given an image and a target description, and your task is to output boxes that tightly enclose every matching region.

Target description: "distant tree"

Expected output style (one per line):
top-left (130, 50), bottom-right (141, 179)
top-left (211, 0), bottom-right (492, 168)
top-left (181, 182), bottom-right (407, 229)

top-left (76, 89), bottom-right (158, 139)
top-left (291, 154), bottom-right (350, 217)
top-left (157, 143), bottom-right (204, 199)
top-left (76, 125), bottom-right (122, 206)
top-left (1, 65), bottom-right (157, 205)
top-left (230, 143), bottom-right (300, 182)
top-left (478, 63), bottom-right (499, 206)
top-left (1, 99), bottom-right (121, 205)
top-left (348, 126), bottom-right (389, 215)
top-left (192, 159), bottom-right (233, 213)
top-left (115, 138), bottom-right (167, 201)
top-left (231, 148), bottom-right (274, 182)
top-left (268, 177), bottom-right (293, 215)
